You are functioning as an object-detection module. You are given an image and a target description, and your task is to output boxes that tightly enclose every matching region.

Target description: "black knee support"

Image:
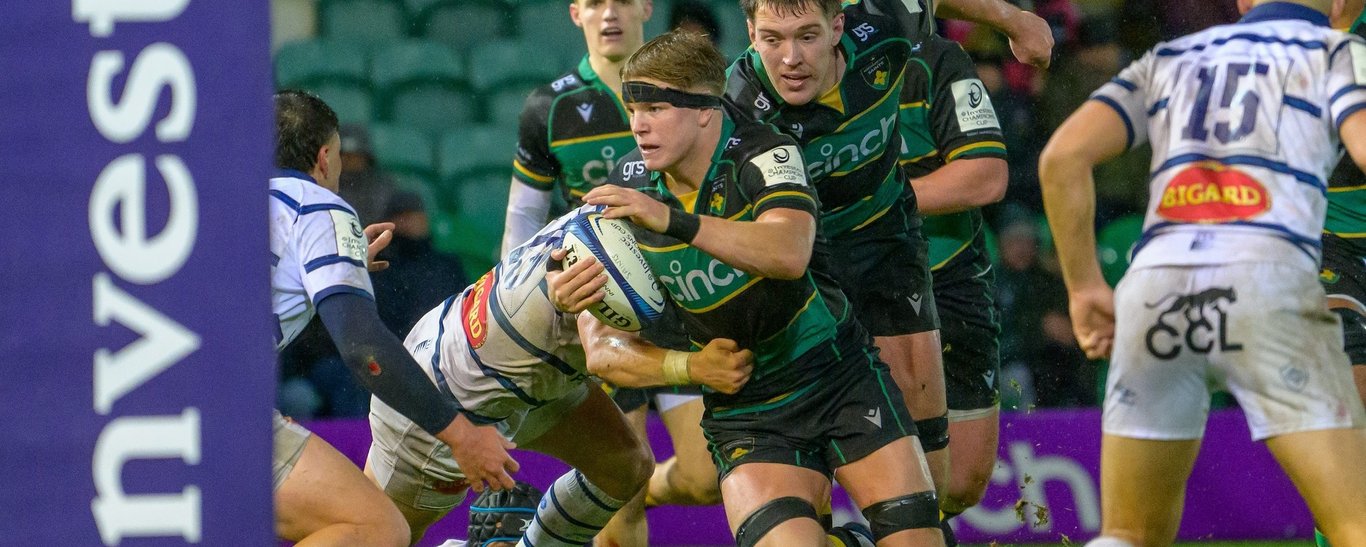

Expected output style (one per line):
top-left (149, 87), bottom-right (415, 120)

top-left (861, 491), bottom-right (940, 540)
top-left (735, 496), bottom-right (819, 547)
top-left (915, 414), bottom-right (950, 452)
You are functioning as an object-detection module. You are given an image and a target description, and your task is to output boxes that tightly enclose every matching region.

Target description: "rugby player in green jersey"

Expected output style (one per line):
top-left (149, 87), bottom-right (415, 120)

top-left (553, 30), bottom-right (946, 546)
top-left (723, 0), bottom-right (1051, 504)
top-left (1320, 4), bottom-right (1366, 547)
top-left (499, 2), bottom-right (725, 544)
top-left (897, 34), bottom-right (1008, 545)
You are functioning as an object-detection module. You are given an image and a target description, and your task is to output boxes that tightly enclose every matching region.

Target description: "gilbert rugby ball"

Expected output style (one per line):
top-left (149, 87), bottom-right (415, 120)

top-left (562, 213), bottom-right (666, 331)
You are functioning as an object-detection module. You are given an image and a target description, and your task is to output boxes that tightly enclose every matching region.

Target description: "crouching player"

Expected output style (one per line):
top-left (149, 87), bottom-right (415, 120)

top-left (362, 200), bottom-right (754, 546)
top-left (550, 31), bottom-right (944, 546)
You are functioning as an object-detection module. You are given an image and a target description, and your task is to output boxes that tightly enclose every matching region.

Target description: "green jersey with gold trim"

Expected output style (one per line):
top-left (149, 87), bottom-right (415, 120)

top-left (724, 0), bottom-right (934, 236)
top-left (514, 56), bottom-right (637, 207)
top-left (1326, 13), bottom-right (1366, 255)
top-left (607, 117), bottom-right (863, 406)
top-left (899, 35), bottom-right (1007, 271)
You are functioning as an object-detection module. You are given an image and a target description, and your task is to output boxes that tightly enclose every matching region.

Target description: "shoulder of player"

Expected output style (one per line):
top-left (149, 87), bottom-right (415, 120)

top-left (841, 0), bottom-right (925, 48)
top-left (726, 121), bottom-right (798, 162)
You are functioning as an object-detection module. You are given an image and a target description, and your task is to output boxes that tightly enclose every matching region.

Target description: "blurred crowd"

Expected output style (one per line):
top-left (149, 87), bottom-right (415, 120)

top-left (279, 0), bottom-right (1247, 418)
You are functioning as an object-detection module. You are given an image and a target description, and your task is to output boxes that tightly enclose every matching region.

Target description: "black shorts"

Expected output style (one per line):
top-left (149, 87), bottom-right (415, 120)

top-left (701, 351), bottom-right (915, 479)
top-left (933, 254), bottom-right (1002, 413)
top-left (829, 196), bottom-right (939, 337)
top-left (1321, 236), bottom-right (1366, 366)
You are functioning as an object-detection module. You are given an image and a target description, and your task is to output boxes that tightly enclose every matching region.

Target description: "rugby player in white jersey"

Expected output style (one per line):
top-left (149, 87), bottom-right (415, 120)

top-left (1039, 1), bottom-right (1366, 545)
top-left (271, 90), bottom-right (482, 545)
top-left (363, 200), bottom-right (754, 545)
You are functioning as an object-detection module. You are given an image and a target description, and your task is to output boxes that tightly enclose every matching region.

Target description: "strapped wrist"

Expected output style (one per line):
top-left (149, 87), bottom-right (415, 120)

top-left (664, 210), bottom-right (701, 243)
top-left (662, 350), bottom-right (692, 385)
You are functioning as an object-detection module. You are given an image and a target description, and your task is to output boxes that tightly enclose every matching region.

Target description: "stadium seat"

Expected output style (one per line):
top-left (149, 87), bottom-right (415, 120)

top-left (644, 0), bottom-right (674, 41)
top-left (438, 125), bottom-right (519, 184)
top-left (484, 85), bottom-right (538, 126)
top-left (409, 0), bottom-right (513, 51)
top-left (707, 0), bottom-right (752, 60)
top-left (311, 84), bottom-right (374, 124)
top-left (513, 2), bottom-right (587, 66)
top-left (318, 0), bottom-right (409, 49)
top-left (431, 209), bottom-right (500, 277)
top-left (274, 39), bottom-right (369, 89)
top-left (454, 171), bottom-right (512, 238)
top-left (468, 39), bottom-right (564, 93)
top-left (369, 124), bottom-right (437, 182)
top-left (1097, 213), bottom-right (1144, 287)
top-left (371, 41), bottom-right (477, 132)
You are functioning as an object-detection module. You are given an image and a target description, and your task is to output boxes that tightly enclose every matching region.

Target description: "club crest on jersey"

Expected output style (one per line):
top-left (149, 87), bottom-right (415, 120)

top-left (709, 192), bottom-right (725, 215)
top-left (1157, 162), bottom-right (1270, 223)
top-left (462, 270), bottom-right (496, 348)
top-left (861, 55), bottom-right (891, 90)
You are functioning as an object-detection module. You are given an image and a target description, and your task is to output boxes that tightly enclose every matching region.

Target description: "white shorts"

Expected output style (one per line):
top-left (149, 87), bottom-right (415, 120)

top-left (1106, 262), bottom-right (1366, 441)
top-left (366, 383), bottom-right (590, 512)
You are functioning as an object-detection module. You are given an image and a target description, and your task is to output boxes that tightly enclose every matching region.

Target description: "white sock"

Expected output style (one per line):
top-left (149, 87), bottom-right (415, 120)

top-left (516, 470), bottom-right (627, 547)
top-left (1085, 537), bottom-right (1137, 547)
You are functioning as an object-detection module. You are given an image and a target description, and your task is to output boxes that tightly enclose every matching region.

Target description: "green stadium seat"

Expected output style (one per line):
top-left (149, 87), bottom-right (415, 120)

top-left (468, 39), bottom-right (564, 92)
top-left (454, 171), bottom-right (512, 237)
top-left (513, 2), bottom-right (587, 66)
top-left (318, 0), bottom-right (409, 49)
top-left (368, 124), bottom-right (436, 181)
top-left (431, 210), bottom-right (500, 276)
top-left (371, 41), bottom-right (477, 132)
top-left (274, 40), bottom-right (369, 89)
top-left (409, 0), bottom-right (513, 51)
top-left (707, 0), bottom-right (752, 60)
top-left (1097, 214), bottom-right (1145, 287)
top-left (311, 84), bottom-right (374, 124)
top-left (484, 85), bottom-right (537, 126)
top-left (438, 125), bottom-right (519, 184)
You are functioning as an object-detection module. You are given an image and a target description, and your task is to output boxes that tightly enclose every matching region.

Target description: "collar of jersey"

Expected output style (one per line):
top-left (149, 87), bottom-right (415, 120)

top-left (576, 55), bottom-right (601, 84)
top-left (276, 168), bottom-right (316, 184)
top-left (1240, 2), bottom-right (1329, 27)
top-left (651, 115), bottom-right (736, 210)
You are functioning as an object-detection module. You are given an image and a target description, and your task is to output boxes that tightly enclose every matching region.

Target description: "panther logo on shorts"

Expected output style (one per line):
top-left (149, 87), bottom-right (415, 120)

top-left (1144, 287), bottom-right (1244, 360)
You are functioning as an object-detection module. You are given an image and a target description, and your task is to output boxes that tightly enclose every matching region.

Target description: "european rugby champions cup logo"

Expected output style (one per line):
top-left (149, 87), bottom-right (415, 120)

top-left (1157, 161), bottom-right (1271, 223)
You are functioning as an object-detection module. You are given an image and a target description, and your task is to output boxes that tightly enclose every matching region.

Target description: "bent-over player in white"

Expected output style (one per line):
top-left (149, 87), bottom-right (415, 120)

top-left (1039, 1), bottom-right (1366, 546)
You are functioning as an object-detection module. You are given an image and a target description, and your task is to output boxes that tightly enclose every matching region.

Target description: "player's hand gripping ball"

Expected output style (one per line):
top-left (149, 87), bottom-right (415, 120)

top-left (467, 480), bottom-right (544, 545)
top-left (561, 212), bottom-right (666, 331)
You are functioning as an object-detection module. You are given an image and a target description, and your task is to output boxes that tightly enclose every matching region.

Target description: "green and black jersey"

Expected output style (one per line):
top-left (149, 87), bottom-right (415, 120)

top-left (606, 117), bottom-right (861, 407)
top-left (1325, 14), bottom-right (1366, 256)
top-left (899, 35), bottom-right (1007, 278)
top-left (514, 56), bottom-right (637, 207)
top-left (724, 0), bottom-right (934, 236)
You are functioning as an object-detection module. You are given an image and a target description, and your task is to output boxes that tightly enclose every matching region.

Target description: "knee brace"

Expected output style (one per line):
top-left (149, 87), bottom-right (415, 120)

top-left (735, 496), bottom-right (819, 547)
top-left (861, 491), bottom-right (939, 540)
top-left (915, 415), bottom-right (950, 452)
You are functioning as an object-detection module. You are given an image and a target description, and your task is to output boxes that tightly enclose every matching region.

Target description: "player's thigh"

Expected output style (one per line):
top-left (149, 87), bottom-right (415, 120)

top-left (1266, 428), bottom-right (1366, 529)
top-left (719, 462), bottom-right (830, 547)
top-left (658, 393), bottom-right (719, 488)
top-left (1096, 434), bottom-right (1200, 546)
top-left (366, 397), bottom-right (470, 525)
top-left (520, 382), bottom-right (651, 499)
top-left (277, 433), bottom-right (407, 542)
top-left (874, 330), bottom-right (947, 413)
top-left (834, 436), bottom-right (935, 507)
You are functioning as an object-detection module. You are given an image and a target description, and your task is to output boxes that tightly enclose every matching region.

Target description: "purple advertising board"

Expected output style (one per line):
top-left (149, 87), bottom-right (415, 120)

top-left (1, 1), bottom-right (275, 544)
top-left (306, 407), bottom-right (1314, 546)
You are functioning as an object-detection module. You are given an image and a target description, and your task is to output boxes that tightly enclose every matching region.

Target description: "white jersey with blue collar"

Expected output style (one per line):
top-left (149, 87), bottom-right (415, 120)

top-left (1093, 2), bottom-right (1366, 271)
top-left (270, 171), bottom-right (373, 351)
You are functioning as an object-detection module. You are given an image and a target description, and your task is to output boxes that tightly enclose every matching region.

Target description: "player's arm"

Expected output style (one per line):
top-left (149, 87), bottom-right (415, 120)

top-left (1342, 111), bottom-right (1366, 173)
top-left (908, 40), bottom-right (1008, 215)
top-left (575, 311), bottom-right (754, 394)
top-left (934, 0), bottom-right (1054, 68)
top-left (1037, 100), bottom-right (1128, 358)
top-left (502, 90), bottom-right (560, 258)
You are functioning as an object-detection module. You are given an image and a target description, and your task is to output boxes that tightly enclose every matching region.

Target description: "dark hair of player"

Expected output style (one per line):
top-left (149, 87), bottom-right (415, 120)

top-left (273, 89), bottom-right (339, 173)
top-left (739, 0), bottom-right (841, 21)
top-left (621, 29), bottom-right (727, 96)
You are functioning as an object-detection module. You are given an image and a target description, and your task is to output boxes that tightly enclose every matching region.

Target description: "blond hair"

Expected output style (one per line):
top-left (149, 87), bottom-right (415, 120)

top-left (621, 30), bottom-right (727, 96)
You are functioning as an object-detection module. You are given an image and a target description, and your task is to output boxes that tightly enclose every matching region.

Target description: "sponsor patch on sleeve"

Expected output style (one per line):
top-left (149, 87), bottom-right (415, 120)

top-left (750, 145), bottom-right (806, 187)
top-left (329, 209), bottom-right (368, 263)
top-left (951, 79), bottom-right (1001, 132)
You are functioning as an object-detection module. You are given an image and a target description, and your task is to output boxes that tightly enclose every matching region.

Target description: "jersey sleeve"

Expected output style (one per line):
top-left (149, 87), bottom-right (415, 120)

top-left (1327, 34), bottom-right (1366, 132)
top-left (294, 204), bottom-right (375, 305)
top-left (863, 0), bottom-right (934, 42)
top-left (739, 134), bottom-right (820, 217)
top-left (1090, 51), bottom-right (1155, 150)
top-left (928, 39), bottom-right (1008, 163)
top-left (513, 89), bottom-right (560, 190)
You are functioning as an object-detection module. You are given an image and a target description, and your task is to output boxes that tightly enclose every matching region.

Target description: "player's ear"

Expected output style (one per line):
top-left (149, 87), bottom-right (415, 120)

top-left (641, 0), bottom-right (654, 22)
top-left (698, 107), bottom-right (717, 128)
top-left (1330, 0), bottom-right (1346, 24)
top-left (1235, 0), bottom-right (1254, 15)
top-left (570, 0), bottom-right (583, 28)
top-left (830, 13), bottom-right (844, 43)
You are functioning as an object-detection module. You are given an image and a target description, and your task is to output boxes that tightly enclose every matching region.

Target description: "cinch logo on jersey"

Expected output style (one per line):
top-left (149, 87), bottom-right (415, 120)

top-left (462, 270), bottom-right (495, 348)
top-left (658, 257), bottom-right (750, 308)
top-left (1157, 162), bottom-right (1270, 223)
top-left (580, 145), bottom-right (618, 186)
top-left (806, 112), bottom-right (898, 179)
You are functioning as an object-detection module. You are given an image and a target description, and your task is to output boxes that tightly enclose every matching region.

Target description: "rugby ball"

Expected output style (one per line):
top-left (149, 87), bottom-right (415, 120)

top-left (561, 213), bottom-right (666, 331)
